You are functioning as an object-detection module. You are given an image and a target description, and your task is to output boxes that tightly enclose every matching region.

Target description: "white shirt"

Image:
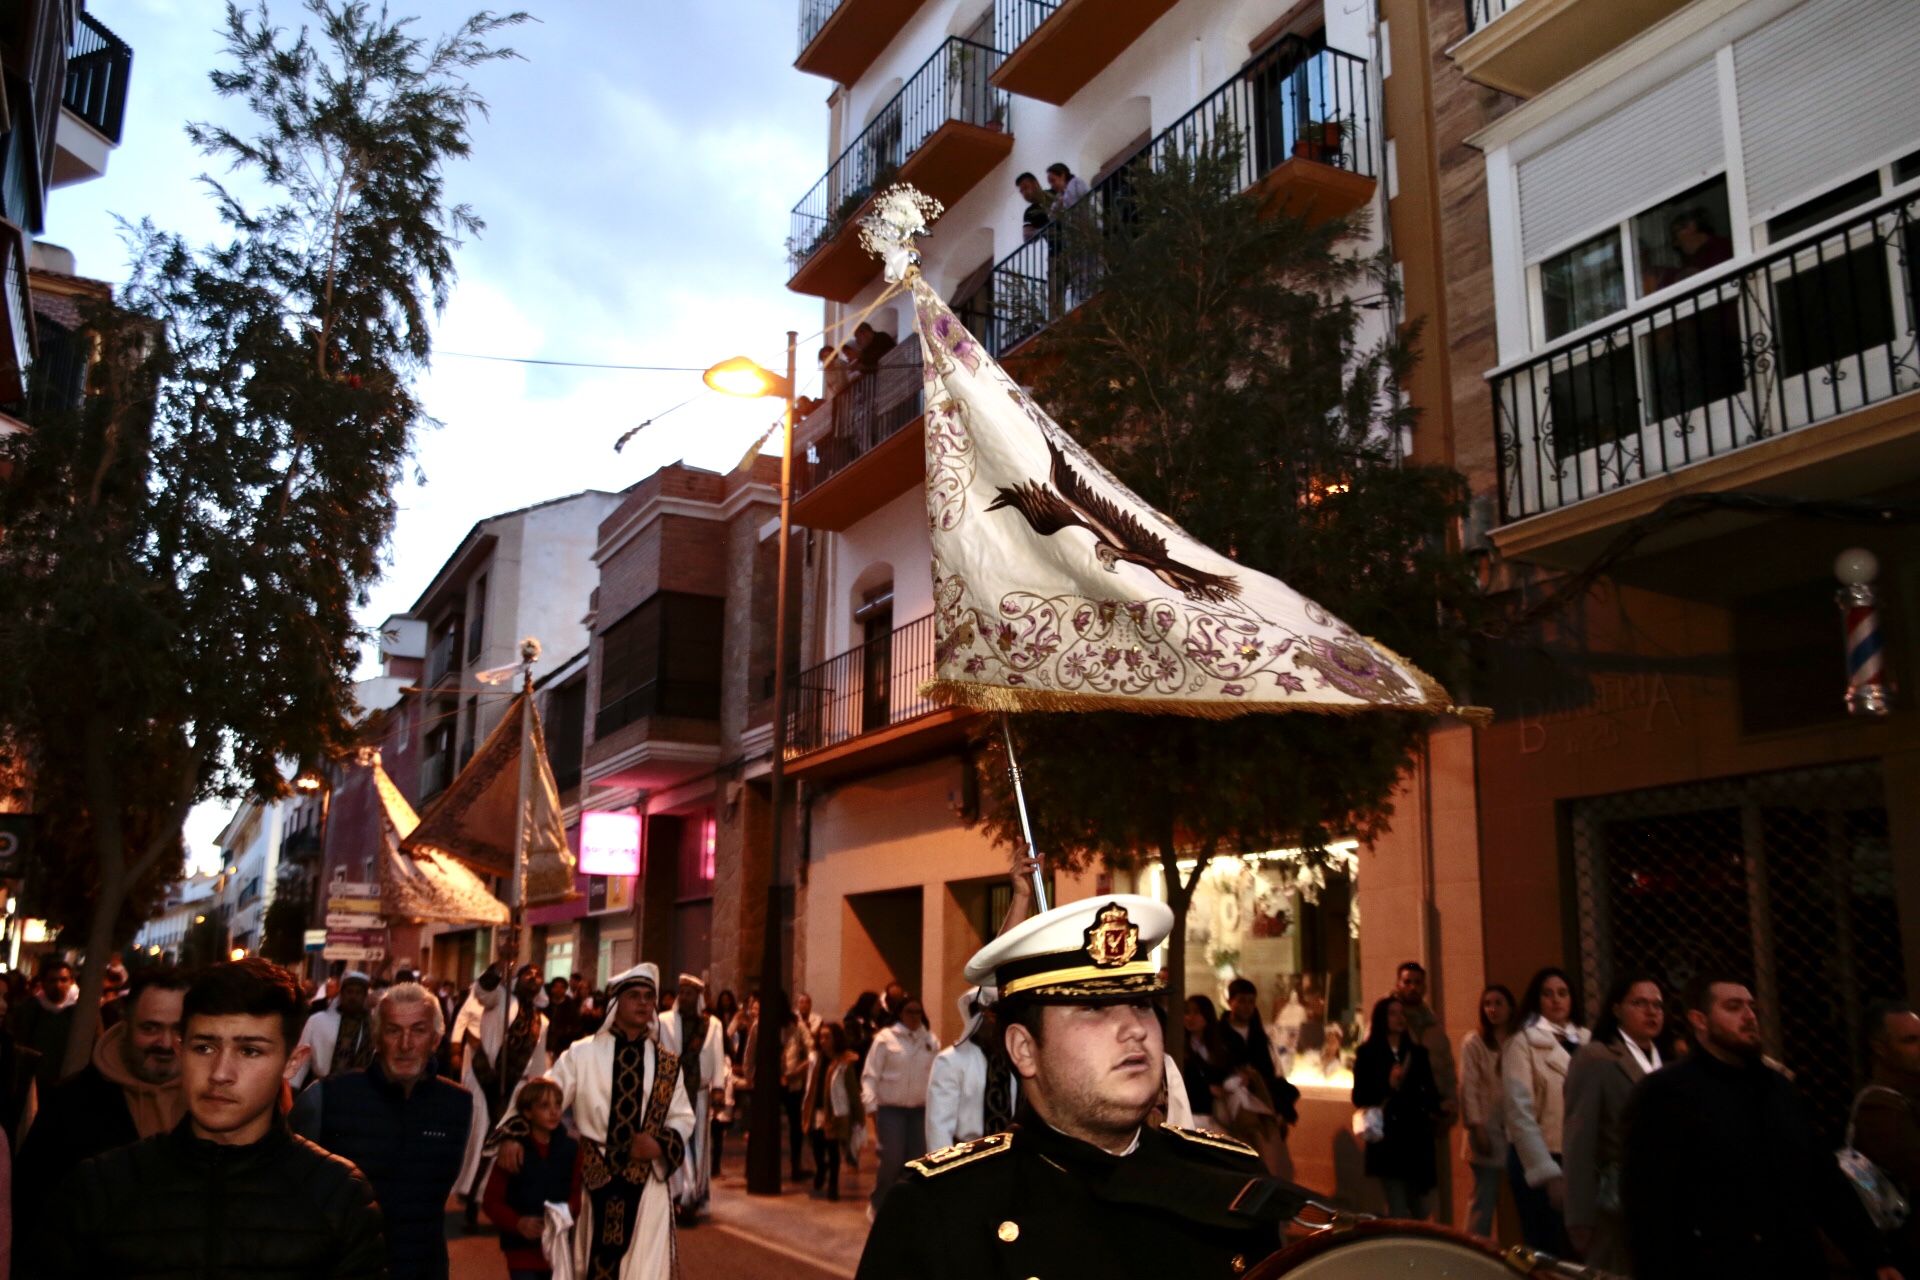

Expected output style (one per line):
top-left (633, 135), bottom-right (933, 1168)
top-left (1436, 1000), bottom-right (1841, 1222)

top-left (861, 1023), bottom-right (940, 1110)
top-left (1623, 1037), bottom-right (1662, 1077)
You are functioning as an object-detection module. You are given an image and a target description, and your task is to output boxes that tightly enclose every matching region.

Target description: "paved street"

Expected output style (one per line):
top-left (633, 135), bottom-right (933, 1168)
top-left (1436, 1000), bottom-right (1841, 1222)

top-left (446, 1131), bottom-right (871, 1278)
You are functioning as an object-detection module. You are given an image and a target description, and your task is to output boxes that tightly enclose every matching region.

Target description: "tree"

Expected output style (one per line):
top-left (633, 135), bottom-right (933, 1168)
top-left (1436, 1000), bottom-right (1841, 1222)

top-left (0, 1), bottom-right (525, 1074)
top-left (261, 888), bottom-right (313, 965)
top-left (971, 135), bottom-right (1480, 1056)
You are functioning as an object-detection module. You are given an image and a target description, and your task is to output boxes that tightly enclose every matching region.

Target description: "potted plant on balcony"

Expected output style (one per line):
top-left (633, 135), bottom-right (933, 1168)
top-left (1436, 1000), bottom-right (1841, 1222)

top-left (1292, 118), bottom-right (1343, 165)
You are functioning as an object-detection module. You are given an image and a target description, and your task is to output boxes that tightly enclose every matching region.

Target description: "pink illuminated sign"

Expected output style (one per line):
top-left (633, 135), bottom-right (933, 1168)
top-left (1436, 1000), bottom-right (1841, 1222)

top-left (579, 810), bottom-right (641, 877)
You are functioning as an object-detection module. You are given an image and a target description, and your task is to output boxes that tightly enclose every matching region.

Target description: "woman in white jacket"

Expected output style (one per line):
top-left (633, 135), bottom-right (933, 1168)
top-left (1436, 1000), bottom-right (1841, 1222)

top-left (1501, 966), bottom-right (1588, 1256)
top-left (1457, 983), bottom-right (1516, 1239)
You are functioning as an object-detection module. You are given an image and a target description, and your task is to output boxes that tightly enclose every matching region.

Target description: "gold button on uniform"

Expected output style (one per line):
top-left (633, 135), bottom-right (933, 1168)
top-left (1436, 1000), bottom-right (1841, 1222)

top-left (997, 1221), bottom-right (1020, 1243)
top-left (1230, 1255), bottom-right (1247, 1275)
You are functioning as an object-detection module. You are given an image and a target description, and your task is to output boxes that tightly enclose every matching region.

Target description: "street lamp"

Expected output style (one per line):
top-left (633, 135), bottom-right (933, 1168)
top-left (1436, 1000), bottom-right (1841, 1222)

top-left (704, 334), bottom-right (797, 1198)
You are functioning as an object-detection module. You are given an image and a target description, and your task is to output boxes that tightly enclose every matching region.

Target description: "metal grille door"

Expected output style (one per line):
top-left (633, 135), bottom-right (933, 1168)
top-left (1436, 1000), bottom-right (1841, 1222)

top-left (1570, 761), bottom-right (1905, 1135)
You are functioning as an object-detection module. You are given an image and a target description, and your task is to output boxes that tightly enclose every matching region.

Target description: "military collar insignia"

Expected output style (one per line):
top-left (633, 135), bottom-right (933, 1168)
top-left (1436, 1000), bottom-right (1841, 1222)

top-left (1083, 902), bottom-right (1140, 970)
top-left (905, 1131), bottom-right (1014, 1177)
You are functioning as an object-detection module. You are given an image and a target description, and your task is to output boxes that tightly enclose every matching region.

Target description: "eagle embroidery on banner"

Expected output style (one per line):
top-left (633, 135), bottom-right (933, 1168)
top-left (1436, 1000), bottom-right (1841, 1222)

top-left (987, 435), bottom-right (1240, 605)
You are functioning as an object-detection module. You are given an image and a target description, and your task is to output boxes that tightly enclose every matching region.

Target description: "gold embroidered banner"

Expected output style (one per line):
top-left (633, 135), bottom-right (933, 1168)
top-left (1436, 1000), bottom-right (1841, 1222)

top-left (401, 692), bottom-right (579, 905)
top-left (909, 273), bottom-right (1456, 719)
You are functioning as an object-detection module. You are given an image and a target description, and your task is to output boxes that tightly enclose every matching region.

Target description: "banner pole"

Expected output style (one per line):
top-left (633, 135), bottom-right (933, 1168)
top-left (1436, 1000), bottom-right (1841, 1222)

top-left (1000, 713), bottom-right (1049, 913)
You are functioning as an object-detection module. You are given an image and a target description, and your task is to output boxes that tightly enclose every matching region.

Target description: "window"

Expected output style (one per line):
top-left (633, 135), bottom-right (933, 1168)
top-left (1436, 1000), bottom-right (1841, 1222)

top-left (596, 593), bottom-right (725, 737)
top-left (1766, 174), bottom-right (1898, 379)
top-left (1631, 179), bottom-right (1734, 297)
top-left (1540, 230), bottom-right (1626, 341)
top-left (544, 678), bottom-right (587, 791)
top-left (467, 575), bottom-right (487, 661)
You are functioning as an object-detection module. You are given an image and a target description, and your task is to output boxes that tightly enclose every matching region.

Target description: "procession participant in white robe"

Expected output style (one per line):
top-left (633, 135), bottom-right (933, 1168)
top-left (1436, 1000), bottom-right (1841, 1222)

top-left (457, 961), bottom-right (550, 1204)
top-left (498, 963), bottom-right (695, 1280)
top-left (655, 973), bottom-right (726, 1223)
top-left (289, 970), bottom-right (374, 1089)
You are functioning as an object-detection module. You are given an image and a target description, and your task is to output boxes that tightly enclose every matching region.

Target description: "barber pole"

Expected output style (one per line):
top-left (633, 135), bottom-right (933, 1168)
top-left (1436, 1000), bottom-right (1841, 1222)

top-left (1835, 548), bottom-right (1890, 718)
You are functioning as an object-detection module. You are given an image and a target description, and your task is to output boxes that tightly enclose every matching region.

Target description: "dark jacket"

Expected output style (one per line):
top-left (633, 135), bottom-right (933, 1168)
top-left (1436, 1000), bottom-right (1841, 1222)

top-left (12, 1062), bottom-right (139, 1226)
top-left (1223, 1018), bottom-right (1300, 1124)
top-left (1624, 1049), bottom-right (1887, 1279)
top-left (857, 1117), bottom-right (1305, 1280)
top-left (292, 1058), bottom-right (472, 1280)
top-left (1852, 1073), bottom-right (1920, 1272)
top-left (9, 998), bottom-right (74, 1094)
top-left (483, 1129), bottom-right (579, 1269)
top-left (24, 1116), bottom-right (385, 1280)
top-left (1352, 1037), bottom-right (1442, 1191)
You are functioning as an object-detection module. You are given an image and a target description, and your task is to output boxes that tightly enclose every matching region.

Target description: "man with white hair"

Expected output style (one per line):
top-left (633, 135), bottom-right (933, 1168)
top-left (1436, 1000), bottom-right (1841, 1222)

top-left (657, 972), bottom-right (727, 1224)
top-left (496, 962), bottom-right (694, 1280)
top-left (292, 979), bottom-right (473, 1280)
top-left (289, 968), bottom-right (373, 1089)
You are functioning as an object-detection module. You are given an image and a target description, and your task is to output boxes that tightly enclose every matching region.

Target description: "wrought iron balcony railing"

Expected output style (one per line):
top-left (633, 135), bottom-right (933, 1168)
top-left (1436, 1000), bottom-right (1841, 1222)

top-left (994, 0), bottom-right (1058, 54)
top-left (788, 37), bottom-right (1008, 273)
top-left (1463, 0), bottom-right (1523, 34)
top-left (1493, 188), bottom-right (1920, 523)
top-left (798, 0), bottom-right (842, 52)
top-left (972, 36), bottom-right (1374, 355)
top-left (798, 340), bottom-right (924, 498)
top-left (786, 612), bottom-right (939, 756)
top-left (426, 624), bottom-right (461, 687)
top-left (65, 13), bottom-right (132, 144)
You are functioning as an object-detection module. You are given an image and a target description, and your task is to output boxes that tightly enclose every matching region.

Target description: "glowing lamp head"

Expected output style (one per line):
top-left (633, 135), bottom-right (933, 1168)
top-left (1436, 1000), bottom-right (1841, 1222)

top-left (1835, 547), bottom-right (1879, 587)
top-left (703, 356), bottom-right (786, 399)
top-left (229, 947), bottom-right (246, 962)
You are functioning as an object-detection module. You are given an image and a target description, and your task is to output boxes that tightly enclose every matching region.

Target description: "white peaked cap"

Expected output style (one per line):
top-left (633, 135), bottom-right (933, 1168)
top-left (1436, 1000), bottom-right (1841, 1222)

top-left (964, 894), bottom-right (1171, 1004)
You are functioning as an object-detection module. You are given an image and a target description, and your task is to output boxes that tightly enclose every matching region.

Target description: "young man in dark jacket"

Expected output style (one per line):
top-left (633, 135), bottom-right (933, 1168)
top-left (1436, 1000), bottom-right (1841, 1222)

top-left (294, 979), bottom-right (472, 1280)
top-left (1623, 974), bottom-right (1899, 1280)
top-left (24, 959), bottom-right (385, 1280)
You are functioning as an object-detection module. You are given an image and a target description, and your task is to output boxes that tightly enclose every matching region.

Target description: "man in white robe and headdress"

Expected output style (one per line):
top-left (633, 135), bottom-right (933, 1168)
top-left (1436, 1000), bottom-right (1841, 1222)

top-left (289, 969), bottom-right (374, 1089)
top-left (497, 962), bottom-right (694, 1280)
top-left (655, 973), bottom-right (726, 1225)
top-left (457, 961), bottom-right (550, 1208)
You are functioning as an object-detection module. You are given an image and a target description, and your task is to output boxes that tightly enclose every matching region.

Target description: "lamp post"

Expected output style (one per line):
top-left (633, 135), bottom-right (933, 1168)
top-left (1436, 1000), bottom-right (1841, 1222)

top-left (704, 332), bottom-right (798, 1197)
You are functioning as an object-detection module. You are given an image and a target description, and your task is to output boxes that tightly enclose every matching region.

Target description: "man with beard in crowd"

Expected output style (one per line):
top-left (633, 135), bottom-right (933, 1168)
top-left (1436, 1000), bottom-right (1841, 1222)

top-left (290, 969), bottom-right (374, 1089)
top-left (457, 961), bottom-right (549, 1222)
top-left (15, 965), bottom-right (191, 1225)
top-left (1624, 974), bottom-right (1899, 1280)
top-left (657, 973), bottom-right (726, 1225)
top-left (11, 955), bottom-right (78, 1094)
top-left (1852, 1001), bottom-right (1920, 1278)
top-left (496, 963), bottom-right (694, 1280)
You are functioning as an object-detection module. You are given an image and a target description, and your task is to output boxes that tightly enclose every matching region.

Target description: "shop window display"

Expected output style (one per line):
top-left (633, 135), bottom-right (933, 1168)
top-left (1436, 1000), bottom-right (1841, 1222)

top-left (1155, 843), bottom-right (1360, 1093)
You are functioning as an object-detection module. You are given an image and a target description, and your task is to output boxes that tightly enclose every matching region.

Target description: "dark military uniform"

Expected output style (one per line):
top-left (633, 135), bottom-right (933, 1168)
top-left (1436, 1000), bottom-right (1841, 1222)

top-left (855, 1118), bottom-right (1303, 1279)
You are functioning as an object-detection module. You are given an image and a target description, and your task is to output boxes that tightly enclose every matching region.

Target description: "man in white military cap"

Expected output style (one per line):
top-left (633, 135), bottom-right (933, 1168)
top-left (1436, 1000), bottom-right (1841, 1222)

top-left (655, 972), bottom-right (726, 1225)
top-left (495, 962), bottom-right (694, 1280)
top-left (857, 895), bottom-right (1308, 1280)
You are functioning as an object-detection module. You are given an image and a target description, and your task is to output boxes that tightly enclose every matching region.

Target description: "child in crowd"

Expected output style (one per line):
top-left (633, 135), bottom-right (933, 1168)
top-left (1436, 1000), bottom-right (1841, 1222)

top-left (482, 1077), bottom-right (580, 1280)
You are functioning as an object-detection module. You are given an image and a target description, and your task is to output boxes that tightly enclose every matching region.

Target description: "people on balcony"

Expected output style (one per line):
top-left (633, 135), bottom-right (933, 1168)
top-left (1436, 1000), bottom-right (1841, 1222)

top-left (1016, 171), bottom-right (1051, 242)
top-left (853, 322), bottom-right (896, 372)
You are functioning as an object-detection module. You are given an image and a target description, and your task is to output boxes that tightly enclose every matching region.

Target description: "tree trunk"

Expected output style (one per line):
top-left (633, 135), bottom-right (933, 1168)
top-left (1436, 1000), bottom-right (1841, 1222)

top-left (1160, 837), bottom-right (1215, 1070)
top-left (63, 869), bottom-right (124, 1078)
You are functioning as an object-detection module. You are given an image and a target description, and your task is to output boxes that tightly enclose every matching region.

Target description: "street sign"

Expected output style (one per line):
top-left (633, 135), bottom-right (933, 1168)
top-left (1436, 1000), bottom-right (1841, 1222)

top-left (322, 944), bottom-right (386, 962)
top-left (326, 928), bottom-right (386, 947)
top-left (326, 896), bottom-right (382, 915)
top-left (302, 929), bottom-right (327, 952)
top-left (330, 881), bottom-right (381, 898)
top-left (325, 912), bottom-right (384, 930)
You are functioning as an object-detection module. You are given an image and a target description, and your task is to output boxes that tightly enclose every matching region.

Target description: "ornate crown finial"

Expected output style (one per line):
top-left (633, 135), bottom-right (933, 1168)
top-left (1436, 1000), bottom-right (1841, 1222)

top-left (859, 184), bottom-right (944, 283)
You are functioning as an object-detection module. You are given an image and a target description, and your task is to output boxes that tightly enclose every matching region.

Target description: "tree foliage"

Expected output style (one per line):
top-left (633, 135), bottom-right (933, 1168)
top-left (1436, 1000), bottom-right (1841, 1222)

top-left (0, 1), bottom-right (525, 1072)
top-left (971, 137), bottom-right (1481, 1046)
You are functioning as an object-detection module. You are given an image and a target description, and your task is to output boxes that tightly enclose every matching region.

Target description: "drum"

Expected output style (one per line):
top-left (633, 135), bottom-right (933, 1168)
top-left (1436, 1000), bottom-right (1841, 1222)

top-left (1247, 1216), bottom-right (1605, 1280)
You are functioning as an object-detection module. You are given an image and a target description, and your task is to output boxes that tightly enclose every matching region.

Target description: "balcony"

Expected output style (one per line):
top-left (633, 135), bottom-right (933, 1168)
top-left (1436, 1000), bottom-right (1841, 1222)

top-left (973, 38), bottom-right (1376, 358)
top-left (0, 224), bottom-right (30, 406)
top-left (784, 612), bottom-right (971, 780)
top-left (793, 340), bottom-right (924, 530)
top-left (789, 37), bottom-right (1012, 302)
top-left (584, 593), bottom-right (725, 791)
top-left (425, 624), bottom-right (460, 689)
top-left (796, 0), bottom-right (926, 84)
top-left (420, 749), bottom-right (452, 802)
top-left (990, 0), bottom-right (1179, 106)
top-left (53, 13), bottom-right (132, 187)
top-left (1491, 189), bottom-right (1920, 564)
top-left (1453, 0), bottom-right (1692, 99)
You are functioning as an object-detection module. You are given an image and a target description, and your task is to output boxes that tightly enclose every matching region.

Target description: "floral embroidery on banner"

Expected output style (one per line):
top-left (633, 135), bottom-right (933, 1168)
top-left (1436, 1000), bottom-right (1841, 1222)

top-left (924, 398), bottom-right (975, 533)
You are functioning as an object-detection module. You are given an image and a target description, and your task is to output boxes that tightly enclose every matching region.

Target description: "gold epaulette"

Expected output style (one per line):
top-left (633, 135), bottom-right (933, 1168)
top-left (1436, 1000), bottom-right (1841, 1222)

top-left (1162, 1125), bottom-right (1261, 1158)
top-left (905, 1131), bottom-right (1014, 1177)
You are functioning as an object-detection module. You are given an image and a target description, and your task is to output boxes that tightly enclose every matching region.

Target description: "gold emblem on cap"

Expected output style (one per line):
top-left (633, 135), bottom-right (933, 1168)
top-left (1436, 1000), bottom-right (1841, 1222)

top-left (1083, 902), bottom-right (1140, 970)
top-left (997, 1220), bottom-right (1020, 1243)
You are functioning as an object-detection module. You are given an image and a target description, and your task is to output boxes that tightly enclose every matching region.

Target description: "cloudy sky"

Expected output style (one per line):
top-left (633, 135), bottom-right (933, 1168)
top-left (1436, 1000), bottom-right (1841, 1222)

top-left (54, 0), bottom-right (831, 868)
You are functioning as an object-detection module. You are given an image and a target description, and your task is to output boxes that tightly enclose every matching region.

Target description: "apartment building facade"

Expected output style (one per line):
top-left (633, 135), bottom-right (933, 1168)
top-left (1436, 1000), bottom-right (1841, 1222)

top-left (1373, 0), bottom-right (1920, 1158)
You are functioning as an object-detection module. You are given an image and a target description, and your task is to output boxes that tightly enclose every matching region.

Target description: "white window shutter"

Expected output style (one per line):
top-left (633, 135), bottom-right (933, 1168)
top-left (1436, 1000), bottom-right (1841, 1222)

top-left (1516, 60), bottom-right (1724, 263)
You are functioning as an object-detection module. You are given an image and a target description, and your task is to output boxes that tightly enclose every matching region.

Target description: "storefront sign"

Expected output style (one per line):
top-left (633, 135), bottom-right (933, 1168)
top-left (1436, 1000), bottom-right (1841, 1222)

top-left (302, 929), bottom-right (327, 952)
top-left (579, 811), bottom-right (641, 877)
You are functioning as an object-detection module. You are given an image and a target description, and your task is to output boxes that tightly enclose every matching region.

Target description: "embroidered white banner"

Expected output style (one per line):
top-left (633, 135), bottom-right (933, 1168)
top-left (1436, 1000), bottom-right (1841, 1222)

top-left (908, 273), bottom-right (1456, 719)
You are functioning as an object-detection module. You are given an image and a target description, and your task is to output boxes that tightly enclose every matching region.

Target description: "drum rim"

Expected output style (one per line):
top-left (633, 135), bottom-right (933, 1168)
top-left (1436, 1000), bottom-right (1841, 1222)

top-left (1249, 1217), bottom-right (1531, 1278)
